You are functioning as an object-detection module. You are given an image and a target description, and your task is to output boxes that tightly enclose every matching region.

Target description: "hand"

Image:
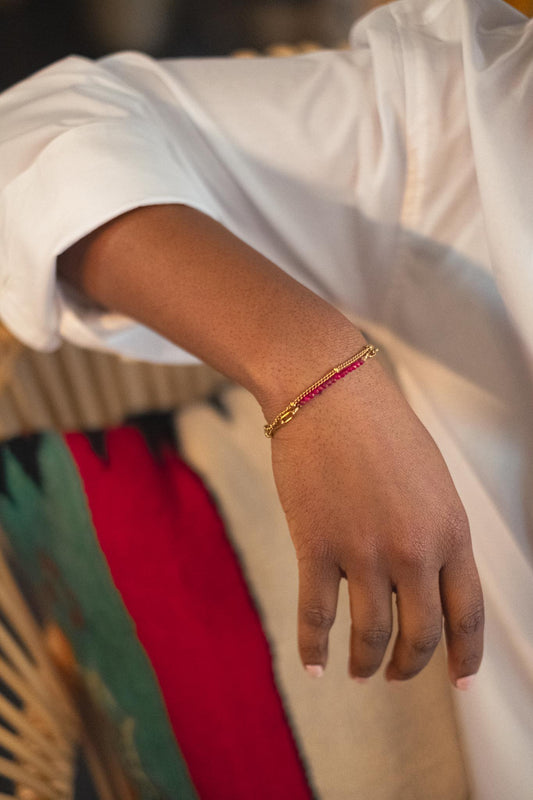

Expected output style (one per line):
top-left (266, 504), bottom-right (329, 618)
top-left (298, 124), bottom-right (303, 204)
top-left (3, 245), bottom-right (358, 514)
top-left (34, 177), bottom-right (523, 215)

top-left (265, 356), bottom-right (484, 686)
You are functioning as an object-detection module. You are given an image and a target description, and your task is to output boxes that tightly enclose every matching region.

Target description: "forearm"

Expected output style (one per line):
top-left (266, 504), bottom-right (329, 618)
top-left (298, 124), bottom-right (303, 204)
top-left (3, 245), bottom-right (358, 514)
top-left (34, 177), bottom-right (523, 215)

top-left (57, 203), bottom-right (368, 417)
top-left (57, 202), bottom-right (484, 688)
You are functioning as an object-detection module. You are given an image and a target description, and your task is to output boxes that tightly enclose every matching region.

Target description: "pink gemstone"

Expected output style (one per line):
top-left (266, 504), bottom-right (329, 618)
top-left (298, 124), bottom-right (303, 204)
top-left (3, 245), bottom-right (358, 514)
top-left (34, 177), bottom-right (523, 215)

top-left (296, 354), bottom-right (372, 410)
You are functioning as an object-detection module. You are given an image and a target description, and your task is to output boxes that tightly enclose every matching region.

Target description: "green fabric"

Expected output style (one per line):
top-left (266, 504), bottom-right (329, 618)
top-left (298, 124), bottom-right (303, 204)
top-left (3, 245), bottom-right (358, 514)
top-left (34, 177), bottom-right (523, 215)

top-left (0, 433), bottom-right (198, 800)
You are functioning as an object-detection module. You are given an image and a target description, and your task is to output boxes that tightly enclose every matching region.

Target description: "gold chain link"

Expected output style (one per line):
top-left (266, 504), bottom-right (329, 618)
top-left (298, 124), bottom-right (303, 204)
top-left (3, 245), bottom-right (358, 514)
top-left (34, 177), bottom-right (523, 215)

top-left (264, 344), bottom-right (378, 438)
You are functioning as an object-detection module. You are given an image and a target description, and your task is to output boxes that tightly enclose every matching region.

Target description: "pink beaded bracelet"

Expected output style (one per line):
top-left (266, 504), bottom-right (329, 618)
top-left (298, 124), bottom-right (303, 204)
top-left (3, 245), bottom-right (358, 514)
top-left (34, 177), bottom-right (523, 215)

top-left (264, 344), bottom-right (379, 438)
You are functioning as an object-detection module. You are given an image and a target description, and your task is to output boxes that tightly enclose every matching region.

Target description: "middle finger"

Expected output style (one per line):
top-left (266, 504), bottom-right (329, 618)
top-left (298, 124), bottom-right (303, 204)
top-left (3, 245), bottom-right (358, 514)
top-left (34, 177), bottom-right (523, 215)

top-left (385, 571), bottom-right (443, 681)
top-left (348, 572), bottom-right (393, 680)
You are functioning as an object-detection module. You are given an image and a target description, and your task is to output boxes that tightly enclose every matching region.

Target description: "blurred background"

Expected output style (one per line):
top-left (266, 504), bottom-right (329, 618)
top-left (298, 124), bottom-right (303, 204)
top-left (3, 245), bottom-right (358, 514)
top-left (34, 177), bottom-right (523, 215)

top-left (0, 0), bottom-right (381, 91)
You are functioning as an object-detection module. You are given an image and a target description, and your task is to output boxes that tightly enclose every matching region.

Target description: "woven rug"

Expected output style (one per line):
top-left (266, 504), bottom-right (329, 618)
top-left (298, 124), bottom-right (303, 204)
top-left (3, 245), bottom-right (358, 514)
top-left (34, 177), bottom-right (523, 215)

top-left (0, 386), bottom-right (468, 799)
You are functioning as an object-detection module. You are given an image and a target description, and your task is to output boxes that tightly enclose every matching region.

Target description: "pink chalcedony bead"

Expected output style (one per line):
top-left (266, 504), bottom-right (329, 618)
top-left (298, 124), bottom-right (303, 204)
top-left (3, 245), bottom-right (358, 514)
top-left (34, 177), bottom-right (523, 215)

top-left (297, 355), bottom-right (370, 408)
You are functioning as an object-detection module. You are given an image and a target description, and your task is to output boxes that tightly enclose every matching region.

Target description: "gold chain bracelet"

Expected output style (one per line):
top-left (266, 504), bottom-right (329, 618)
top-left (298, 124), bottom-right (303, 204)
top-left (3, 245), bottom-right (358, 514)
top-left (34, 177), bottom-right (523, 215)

top-left (264, 344), bottom-right (379, 438)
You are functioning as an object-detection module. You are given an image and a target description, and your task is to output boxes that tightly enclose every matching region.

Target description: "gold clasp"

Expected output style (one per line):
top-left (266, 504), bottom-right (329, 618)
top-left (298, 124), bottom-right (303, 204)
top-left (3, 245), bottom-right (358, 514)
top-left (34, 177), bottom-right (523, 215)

top-left (362, 345), bottom-right (379, 360)
top-left (264, 402), bottom-right (300, 438)
top-left (277, 403), bottom-right (300, 427)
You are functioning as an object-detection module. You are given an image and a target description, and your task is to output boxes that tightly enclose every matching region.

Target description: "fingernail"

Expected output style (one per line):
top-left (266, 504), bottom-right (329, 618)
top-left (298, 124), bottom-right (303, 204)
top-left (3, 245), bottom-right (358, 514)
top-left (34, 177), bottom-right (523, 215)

top-left (455, 675), bottom-right (475, 691)
top-left (351, 676), bottom-right (369, 684)
top-left (305, 664), bottom-right (324, 678)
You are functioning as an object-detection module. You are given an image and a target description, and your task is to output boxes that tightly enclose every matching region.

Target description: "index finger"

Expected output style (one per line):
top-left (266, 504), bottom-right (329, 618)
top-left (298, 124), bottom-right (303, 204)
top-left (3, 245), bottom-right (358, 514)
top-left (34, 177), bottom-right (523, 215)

top-left (297, 555), bottom-right (341, 675)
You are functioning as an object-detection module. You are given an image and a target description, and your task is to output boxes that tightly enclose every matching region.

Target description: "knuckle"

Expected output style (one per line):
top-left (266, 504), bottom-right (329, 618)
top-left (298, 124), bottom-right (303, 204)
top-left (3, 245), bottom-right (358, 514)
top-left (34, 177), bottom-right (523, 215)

top-left (359, 627), bottom-right (392, 650)
top-left (296, 534), bottom-right (336, 564)
top-left (454, 605), bottom-right (485, 637)
top-left (394, 543), bottom-right (426, 572)
top-left (409, 627), bottom-right (442, 655)
top-left (389, 528), bottom-right (425, 566)
top-left (301, 605), bottom-right (336, 631)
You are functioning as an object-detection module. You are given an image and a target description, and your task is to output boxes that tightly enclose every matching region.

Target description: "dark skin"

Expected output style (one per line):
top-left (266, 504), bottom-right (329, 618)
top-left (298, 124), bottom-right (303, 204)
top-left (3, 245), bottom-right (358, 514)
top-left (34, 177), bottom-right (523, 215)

top-left (58, 203), bottom-right (484, 687)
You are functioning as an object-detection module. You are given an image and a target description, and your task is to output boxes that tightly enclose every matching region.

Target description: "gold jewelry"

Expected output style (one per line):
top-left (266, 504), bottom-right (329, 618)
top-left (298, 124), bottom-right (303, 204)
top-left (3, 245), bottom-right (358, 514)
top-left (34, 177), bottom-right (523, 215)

top-left (264, 344), bottom-right (378, 438)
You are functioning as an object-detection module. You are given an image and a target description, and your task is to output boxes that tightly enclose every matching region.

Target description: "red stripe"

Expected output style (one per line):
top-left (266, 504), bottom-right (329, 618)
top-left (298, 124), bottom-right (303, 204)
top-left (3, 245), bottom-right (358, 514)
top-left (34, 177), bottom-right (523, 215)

top-left (66, 428), bottom-right (312, 800)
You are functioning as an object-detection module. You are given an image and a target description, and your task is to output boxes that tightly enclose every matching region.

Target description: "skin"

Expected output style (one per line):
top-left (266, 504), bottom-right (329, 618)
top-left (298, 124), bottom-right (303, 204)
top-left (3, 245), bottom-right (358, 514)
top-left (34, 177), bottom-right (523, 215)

top-left (58, 204), bottom-right (484, 687)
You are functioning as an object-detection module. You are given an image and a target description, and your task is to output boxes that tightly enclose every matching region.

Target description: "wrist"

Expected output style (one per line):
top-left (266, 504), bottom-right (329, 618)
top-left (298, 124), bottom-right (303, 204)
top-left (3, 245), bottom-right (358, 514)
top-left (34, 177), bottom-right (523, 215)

top-left (248, 311), bottom-right (370, 423)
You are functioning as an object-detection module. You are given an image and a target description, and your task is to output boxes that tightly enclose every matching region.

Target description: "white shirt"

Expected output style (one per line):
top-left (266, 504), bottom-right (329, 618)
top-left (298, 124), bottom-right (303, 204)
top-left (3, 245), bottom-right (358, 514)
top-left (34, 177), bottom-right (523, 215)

top-left (1, 1), bottom-right (532, 797)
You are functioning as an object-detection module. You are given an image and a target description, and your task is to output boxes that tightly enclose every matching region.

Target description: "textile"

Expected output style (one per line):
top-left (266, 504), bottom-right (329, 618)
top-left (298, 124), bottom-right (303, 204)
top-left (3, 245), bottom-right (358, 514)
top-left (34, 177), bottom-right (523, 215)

top-left (0, 397), bottom-right (468, 798)
top-left (0, 413), bottom-right (312, 799)
top-left (0, 0), bottom-right (532, 797)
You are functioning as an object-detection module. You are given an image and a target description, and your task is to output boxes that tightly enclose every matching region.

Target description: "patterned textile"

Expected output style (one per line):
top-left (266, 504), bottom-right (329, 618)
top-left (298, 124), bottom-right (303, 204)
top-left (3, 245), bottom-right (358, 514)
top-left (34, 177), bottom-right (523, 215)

top-left (0, 386), bottom-right (468, 799)
top-left (0, 407), bottom-right (313, 799)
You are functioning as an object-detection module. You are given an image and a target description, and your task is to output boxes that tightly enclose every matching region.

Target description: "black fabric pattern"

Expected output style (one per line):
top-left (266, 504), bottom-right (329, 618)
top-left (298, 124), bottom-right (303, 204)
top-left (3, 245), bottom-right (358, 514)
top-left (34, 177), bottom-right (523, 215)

top-left (125, 410), bottom-right (179, 462)
top-left (0, 434), bottom-right (43, 500)
top-left (84, 430), bottom-right (109, 463)
top-left (205, 391), bottom-right (233, 420)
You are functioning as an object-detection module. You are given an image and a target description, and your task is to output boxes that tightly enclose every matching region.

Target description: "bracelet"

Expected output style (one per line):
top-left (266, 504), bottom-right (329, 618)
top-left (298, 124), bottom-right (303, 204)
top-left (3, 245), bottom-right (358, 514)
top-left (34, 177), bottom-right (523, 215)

top-left (264, 343), bottom-right (379, 438)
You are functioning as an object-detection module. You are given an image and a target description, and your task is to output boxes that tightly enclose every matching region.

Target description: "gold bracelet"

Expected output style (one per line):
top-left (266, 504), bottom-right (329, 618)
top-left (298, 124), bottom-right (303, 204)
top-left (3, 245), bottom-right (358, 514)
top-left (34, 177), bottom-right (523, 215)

top-left (264, 344), bottom-right (379, 438)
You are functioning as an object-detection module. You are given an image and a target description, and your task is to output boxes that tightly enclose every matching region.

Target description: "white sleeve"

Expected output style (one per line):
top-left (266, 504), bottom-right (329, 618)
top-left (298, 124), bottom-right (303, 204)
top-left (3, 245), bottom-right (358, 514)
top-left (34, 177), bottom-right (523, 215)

top-left (0, 56), bottom-right (223, 362)
top-left (0, 12), bottom-right (406, 363)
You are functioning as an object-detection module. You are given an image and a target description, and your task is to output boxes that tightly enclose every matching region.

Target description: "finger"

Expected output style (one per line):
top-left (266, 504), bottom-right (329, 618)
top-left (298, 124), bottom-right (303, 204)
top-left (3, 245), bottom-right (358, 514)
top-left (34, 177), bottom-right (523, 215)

top-left (347, 573), bottom-right (393, 680)
top-left (297, 556), bottom-right (341, 676)
top-left (385, 571), bottom-right (443, 681)
top-left (440, 551), bottom-right (484, 690)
